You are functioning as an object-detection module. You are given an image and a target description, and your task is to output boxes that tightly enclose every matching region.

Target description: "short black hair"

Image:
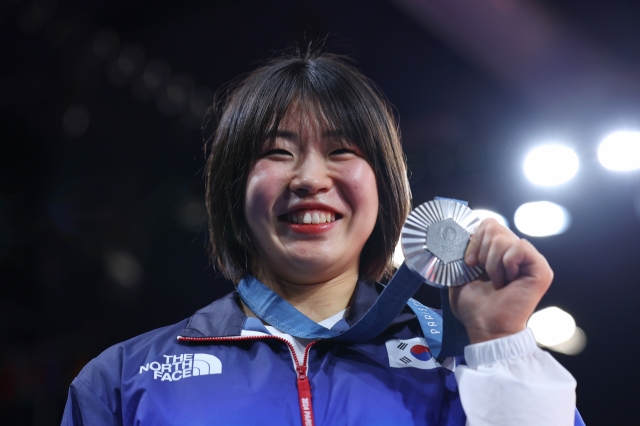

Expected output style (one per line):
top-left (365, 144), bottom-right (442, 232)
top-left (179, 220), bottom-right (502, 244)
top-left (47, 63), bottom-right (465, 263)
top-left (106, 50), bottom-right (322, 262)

top-left (205, 49), bottom-right (411, 282)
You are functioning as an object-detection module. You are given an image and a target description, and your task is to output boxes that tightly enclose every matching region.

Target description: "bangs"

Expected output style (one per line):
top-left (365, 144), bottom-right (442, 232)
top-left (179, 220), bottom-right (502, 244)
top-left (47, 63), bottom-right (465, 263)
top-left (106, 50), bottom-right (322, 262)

top-left (252, 61), bottom-right (377, 162)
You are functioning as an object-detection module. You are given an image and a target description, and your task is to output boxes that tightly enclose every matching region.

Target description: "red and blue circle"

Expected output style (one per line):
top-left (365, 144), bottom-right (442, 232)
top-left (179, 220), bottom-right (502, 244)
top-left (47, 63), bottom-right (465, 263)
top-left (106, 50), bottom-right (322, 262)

top-left (410, 345), bottom-right (432, 361)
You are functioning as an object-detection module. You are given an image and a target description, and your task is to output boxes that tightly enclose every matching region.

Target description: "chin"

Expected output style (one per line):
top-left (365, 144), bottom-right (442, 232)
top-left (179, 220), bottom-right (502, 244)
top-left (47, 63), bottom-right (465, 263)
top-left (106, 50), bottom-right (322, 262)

top-left (292, 258), bottom-right (357, 281)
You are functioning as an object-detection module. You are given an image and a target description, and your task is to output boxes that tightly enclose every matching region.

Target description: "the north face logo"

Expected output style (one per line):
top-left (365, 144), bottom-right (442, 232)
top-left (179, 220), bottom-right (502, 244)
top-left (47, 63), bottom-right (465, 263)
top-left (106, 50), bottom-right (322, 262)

top-left (139, 353), bottom-right (221, 381)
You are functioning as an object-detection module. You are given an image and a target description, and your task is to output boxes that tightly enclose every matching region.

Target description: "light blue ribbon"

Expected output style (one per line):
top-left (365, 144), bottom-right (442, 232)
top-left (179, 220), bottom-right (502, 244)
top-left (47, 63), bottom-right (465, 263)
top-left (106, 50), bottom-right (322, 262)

top-left (236, 197), bottom-right (472, 358)
top-left (236, 263), bottom-right (447, 357)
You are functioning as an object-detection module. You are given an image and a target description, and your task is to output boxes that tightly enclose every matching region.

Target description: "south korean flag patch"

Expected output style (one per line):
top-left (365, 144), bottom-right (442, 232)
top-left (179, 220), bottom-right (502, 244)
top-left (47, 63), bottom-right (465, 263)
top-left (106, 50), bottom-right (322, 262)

top-left (385, 337), bottom-right (454, 370)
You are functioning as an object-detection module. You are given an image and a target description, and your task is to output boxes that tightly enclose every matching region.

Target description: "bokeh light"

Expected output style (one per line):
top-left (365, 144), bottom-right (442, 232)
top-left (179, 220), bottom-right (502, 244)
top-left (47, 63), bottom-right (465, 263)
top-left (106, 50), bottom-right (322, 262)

top-left (528, 306), bottom-right (576, 347)
top-left (156, 73), bottom-right (195, 116)
top-left (473, 209), bottom-right (509, 228)
top-left (178, 198), bottom-right (207, 232)
top-left (514, 201), bottom-right (571, 237)
top-left (524, 144), bottom-right (579, 186)
top-left (598, 131), bottom-right (640, 171)
top-left (105, 250), bottom-right (143, 288)
top-left (132, 58), bottom-right (171, 102)
top-left (547, 327), bottom-right (587, 355)
top-left (62, 104), bottom-right (90, 137)
top-left (107, 43), bottom-right (146, 87)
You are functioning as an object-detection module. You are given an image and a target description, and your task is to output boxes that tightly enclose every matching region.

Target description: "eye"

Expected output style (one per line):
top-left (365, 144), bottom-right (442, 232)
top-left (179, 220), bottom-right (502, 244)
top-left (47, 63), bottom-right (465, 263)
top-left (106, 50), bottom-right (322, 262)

top-left (262, 148), bottom-right (293, 158)
top-left (330, 148), bottom-right (357, 156)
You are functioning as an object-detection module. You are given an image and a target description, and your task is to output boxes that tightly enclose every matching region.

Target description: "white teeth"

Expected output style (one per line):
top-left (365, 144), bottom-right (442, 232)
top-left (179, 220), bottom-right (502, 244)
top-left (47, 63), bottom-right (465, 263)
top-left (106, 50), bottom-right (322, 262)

top-left (287, 210), bottom-right (337, 224)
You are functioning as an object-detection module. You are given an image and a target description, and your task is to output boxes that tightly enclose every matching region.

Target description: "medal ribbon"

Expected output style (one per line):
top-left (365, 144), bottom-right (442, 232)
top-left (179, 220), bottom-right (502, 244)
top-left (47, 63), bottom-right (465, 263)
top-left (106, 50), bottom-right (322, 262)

top-left (237, 264), bottom-right (446, 356)
top-left (236, 197), bottom-right (471, 358)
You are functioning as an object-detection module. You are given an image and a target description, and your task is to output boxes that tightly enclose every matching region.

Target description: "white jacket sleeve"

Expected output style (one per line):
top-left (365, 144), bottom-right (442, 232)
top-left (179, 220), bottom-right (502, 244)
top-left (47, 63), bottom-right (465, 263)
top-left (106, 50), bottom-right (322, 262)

top-left (454, 328), bottom-right (576, 426)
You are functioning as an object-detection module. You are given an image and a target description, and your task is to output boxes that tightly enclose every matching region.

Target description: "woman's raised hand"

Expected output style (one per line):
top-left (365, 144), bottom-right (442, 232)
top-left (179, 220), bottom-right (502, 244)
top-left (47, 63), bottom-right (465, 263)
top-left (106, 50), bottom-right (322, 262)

top-left (450, 218), bottom-right (554, 344)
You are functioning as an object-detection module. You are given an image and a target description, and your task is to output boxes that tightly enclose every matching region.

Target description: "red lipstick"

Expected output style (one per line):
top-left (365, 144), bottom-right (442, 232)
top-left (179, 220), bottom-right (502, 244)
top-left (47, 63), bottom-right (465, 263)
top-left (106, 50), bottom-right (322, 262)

top-left (285, 221), bottom-right (338, 234)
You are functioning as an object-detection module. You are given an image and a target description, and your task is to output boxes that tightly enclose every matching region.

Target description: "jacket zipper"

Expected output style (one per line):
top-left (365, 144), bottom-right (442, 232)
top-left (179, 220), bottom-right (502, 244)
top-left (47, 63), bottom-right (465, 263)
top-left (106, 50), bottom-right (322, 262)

top-left (178, 335), bottom-right (318, 426)
top-left (296, 341), bottom-right (317, 426)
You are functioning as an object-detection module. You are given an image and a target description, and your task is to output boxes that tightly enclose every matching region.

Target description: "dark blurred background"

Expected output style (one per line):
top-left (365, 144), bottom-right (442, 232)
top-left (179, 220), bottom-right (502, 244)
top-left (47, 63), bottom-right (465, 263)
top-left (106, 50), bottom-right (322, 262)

top-left (1, 0), bottom-right (639, 424)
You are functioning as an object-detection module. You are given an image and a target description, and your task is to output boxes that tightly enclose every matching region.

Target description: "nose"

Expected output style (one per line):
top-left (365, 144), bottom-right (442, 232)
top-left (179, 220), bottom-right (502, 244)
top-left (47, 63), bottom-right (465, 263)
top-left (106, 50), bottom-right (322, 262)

top-left (289, 152), bottom-right (332, 196)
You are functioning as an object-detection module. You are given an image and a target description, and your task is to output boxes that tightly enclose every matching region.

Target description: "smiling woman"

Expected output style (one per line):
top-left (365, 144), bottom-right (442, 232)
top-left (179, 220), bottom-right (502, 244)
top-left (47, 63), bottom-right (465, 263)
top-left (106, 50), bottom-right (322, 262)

top-left (243, 102), bottom-right (381, 317)
top-left (61, 49), bottom-right (580, 426)
top-left (204, 53), bottom-right (410, 285)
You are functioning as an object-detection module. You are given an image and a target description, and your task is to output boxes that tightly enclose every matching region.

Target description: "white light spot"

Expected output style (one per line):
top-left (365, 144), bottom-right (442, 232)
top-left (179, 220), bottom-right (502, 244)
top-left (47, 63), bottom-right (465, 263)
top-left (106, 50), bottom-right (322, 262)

top-left (527, 306), bottom-right (576, 347)
top-left (105, 250), bottom-right (143, 288)
top-left (392, 240), bottom-right (404, 267)
top-left (473, 209), bottom-right (509, 228)
top-left (514, 201), bottom-right (570, 237)
top-left (524, 144), bottom-right (579, 186)
top-left (598, 131), bottom-right (640, 171)
top-left (546, 327), bottom-right (587, 355)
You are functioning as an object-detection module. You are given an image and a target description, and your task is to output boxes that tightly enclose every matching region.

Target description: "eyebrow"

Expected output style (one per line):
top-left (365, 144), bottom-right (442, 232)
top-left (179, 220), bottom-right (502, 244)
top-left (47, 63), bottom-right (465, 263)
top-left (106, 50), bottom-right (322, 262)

top-left (273, 130), bottom-right (296, 140)
top-left (322, 129), bottom-right (347, 140)
top-left (266, 129), bottom-right (350, 145)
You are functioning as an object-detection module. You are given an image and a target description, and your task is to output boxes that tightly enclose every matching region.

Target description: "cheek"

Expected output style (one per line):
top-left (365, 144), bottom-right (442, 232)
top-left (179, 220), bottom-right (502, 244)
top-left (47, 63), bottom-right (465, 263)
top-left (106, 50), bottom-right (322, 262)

top-left (244, 162), bottom-right (286, 219)
top-left (344, 162), bottom-right (379, 223)
top-left (361, 175), bottom-right (380, 227)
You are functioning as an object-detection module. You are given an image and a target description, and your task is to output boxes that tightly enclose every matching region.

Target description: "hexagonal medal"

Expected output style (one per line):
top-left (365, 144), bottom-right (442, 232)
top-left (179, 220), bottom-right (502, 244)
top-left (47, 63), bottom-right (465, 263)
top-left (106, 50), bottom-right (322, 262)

top-left (401, 199), bottom-right (485, 287)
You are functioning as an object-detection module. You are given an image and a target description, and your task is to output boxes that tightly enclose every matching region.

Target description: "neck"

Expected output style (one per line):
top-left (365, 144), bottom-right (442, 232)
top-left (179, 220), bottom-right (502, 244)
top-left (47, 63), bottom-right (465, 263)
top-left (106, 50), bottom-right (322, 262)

top-left (247, 268), bottom-right (359, 323)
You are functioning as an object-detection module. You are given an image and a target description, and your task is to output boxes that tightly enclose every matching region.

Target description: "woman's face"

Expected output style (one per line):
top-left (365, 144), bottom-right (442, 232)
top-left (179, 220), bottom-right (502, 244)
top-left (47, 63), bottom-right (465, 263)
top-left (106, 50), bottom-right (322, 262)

top-left (244, 104), bottom-right (379, 285)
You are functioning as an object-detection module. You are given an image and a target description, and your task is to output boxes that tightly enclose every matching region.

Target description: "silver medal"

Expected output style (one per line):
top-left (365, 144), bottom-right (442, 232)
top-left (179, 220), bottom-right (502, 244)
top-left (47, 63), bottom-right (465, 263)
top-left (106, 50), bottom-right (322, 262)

top-left (401, 199), bottom-right (484, 288)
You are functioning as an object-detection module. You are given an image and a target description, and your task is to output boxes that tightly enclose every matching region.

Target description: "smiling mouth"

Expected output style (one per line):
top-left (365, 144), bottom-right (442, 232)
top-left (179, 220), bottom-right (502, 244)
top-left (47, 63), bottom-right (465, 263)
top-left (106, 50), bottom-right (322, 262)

top-left (278, 210), bottom-right (342, 224)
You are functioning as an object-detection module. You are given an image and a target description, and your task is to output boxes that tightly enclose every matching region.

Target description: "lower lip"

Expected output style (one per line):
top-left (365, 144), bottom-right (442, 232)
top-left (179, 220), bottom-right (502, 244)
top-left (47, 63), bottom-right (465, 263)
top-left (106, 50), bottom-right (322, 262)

top-left (284, 221), bottom-right (338, 234)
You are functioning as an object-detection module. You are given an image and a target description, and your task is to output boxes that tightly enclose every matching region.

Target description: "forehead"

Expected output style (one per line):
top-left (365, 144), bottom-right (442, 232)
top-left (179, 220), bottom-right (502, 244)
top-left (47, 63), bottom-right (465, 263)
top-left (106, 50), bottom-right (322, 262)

top-left (277, 100), bottom-right (332, 134)
top-left (265, 100), bottom-right (351, 149)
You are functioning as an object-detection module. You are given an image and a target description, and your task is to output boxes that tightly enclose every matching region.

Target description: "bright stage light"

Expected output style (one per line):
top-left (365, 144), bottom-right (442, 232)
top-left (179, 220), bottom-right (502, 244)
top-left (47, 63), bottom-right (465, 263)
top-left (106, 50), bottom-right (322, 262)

top-left (473, 209), bottom-right (509, 228)
top-left (547, 327), bottom-right (587, 355)
top-left (598, 131), bottom-right (640, 171)
top-left (514, 201), bottom-right (570, 237)
top-left (528, 306), bottom-right (576, 347)
top-left (523, 144), bottom-right (579, 186)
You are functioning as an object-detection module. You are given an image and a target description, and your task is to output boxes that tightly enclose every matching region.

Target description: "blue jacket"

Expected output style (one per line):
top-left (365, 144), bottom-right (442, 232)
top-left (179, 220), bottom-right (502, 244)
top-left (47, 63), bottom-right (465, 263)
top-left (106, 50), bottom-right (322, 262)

top-left (62, 280), bottom-right (584, 425)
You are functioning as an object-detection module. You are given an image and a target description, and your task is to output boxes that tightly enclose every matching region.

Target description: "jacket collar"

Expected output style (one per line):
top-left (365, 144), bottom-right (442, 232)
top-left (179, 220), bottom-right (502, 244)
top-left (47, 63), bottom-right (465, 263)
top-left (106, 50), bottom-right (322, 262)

top-left (178, 278), bottom-right (416, 339)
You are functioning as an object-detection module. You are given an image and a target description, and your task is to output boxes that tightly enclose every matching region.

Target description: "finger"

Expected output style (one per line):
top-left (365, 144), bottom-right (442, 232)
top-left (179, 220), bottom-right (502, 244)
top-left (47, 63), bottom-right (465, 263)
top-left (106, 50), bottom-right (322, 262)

top-left (502, 239), bottom-right (527, 282)
top-left (503, 239), bottom-right (554, 291)
top-left (484, 234), bottom-right (513, 289)
top-left (476, 219), bottom-right (506, 265)
top-left (465, 223), bottom-right (485, 266)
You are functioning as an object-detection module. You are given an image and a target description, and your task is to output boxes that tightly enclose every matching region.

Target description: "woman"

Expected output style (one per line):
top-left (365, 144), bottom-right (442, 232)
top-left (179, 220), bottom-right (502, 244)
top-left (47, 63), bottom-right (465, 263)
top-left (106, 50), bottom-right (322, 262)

top-left (62, 50), bottom-right (579, 425)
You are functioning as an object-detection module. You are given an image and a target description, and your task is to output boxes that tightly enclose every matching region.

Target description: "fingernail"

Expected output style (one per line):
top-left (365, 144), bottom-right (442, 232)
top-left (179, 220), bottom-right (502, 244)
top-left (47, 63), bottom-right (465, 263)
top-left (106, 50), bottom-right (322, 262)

top-left (465, 254), bottom-right (476, 265)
